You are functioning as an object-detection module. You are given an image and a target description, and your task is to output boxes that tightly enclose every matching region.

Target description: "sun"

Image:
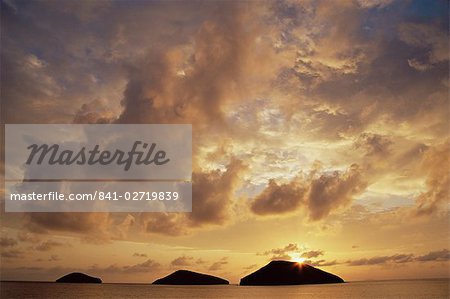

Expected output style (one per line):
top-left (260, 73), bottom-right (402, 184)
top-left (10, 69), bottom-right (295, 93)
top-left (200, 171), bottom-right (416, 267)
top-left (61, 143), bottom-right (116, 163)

top-left (291, 256), bottom-right (306, 264)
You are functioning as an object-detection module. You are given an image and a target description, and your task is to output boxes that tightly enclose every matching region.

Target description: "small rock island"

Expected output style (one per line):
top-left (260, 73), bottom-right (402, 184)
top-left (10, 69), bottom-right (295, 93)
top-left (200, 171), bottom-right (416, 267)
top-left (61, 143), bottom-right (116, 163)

top-left (153, 270), bottom-right (229, 285)
top-left (55, 272), bottom-right (102, 283)
top-left (240, 260), bottom-right (344, 285)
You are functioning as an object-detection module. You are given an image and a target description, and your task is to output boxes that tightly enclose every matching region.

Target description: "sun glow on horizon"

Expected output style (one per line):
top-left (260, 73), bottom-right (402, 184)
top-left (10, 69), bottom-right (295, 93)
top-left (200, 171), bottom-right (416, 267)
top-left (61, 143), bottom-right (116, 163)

top-left (290, 256), bottom-right (306, 264)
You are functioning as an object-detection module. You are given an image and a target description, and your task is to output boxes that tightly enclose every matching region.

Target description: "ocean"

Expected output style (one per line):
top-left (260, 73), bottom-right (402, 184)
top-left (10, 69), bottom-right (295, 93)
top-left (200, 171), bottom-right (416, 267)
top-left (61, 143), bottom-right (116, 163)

top-left (1, 279), bottom-right (449, 298)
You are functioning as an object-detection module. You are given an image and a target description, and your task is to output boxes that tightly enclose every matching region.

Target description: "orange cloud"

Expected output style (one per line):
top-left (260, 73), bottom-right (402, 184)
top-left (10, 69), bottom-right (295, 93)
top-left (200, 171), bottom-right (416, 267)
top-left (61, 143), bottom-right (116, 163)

top-left (250, 164), bottom-right (367, 220)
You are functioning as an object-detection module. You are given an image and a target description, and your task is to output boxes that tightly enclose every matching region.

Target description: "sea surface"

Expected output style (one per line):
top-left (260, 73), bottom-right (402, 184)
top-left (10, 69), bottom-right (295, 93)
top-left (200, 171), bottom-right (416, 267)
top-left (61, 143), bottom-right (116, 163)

top-left (1, 279), bottom-right (449, 299)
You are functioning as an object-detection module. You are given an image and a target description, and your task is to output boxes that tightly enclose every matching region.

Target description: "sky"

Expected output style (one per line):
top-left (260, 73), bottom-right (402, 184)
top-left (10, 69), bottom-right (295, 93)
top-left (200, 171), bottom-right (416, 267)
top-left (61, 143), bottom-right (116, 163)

top-left (0, 0), bottom-right (449, 284)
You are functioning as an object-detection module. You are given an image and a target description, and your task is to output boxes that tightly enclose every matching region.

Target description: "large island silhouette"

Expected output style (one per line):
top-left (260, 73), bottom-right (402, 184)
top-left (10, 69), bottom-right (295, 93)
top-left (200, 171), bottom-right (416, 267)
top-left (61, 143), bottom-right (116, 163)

top-left (153, 270), bottom-right (229, 285)
top-left (55, 272), bottom-right (102, 284)
top-left (240, 260), bottom-right (344, 285)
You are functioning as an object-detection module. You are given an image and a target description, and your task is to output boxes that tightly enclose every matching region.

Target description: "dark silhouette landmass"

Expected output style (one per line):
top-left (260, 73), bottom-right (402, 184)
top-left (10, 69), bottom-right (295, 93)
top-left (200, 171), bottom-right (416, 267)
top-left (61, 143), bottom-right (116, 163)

top-left (55, 272), bottom-right (102, 283)
top-left (153, 270), bottom-right (229, 285)
top-left (240, 260), bottom-right (344, 285)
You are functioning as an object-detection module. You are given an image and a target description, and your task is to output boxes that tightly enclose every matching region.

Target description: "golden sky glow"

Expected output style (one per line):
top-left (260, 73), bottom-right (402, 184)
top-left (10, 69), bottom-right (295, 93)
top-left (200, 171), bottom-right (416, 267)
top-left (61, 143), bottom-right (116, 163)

top-left (1, 0), bottom-right (449, 283)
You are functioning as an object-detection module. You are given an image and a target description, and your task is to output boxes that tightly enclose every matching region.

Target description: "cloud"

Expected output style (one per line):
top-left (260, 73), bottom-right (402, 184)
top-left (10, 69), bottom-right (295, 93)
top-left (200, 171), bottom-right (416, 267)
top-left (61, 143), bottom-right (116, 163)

top-left (259, 243), bottom-right (300, 260)
top-left (48, 255), bottom-right (60, 262)
top-left (73, 98), bottom-right (118, 124)
top-left (35, 258), bottom-right (162, 278)
top-left (0, 0), bottom-right (448, 271)
top-left (2, 0), bottom-right (18, 13)
top-left (304, 259), bottom-right (340, 267)
top-left (398, 22), bottom-right (449, 70)
top-left (22, 212), bottom-right (136, 243)
top-left (115, 1), bottom-right (277, 129)
top-left (170, 256), bottom-right (194, 267)
top-left (208, 257), bottom-right (228, 271)
top-left (413, 141), bottom-right (449, 216)
top-left (25, 213), bottom-right (111, 235)
top-left (348, 249), bottom-right (449, 266)
top-left (250, 164), bottom-right (367, 220)
top-left (144, 213), bottom-right (187, 236)
top-left (17, 232), bottom-right (41, 244)
top-left (195, 258), bottom-right (207, 265)
top-left (144, 158), bottom-right (247, 235)
top-left (296, 249), bottom-right (450, 268)
top-left (250, 179), bottom-right (306, 215)
top-left (77, 259), bottom-right (162, 275)
top-left (271, 0), bottom-right (448, 143)
top-left (0, 237), bottom-right (18, 247)
top-left (1, 249), bottom-right (24, 258)
top-left (356, 0), bottom-right (394, 8)
top-left (348, 254), bottom-right (415, 266)
top-left (354, 133), bottom-right (392, 157)
top-left (258, 245), bottom-right (329, 265)
top-left (308, 164), bottom-right (367, 220)
top-left (301, 250), bottom-right (324, 259)
top-left (289, 249), bottom-right (449, 268)
top-left (35, 240), bottom-right (65, 251)
top-left (415, 249), bottom-right (450, 262)
top-left (122, 259), bottom-right (161, 273)
top-left (188, 158), bottom-right (247, 226)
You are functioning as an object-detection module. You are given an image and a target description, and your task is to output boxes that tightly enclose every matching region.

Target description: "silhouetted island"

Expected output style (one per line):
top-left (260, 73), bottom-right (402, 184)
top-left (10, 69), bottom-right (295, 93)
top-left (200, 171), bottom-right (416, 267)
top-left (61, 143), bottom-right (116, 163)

top-left (240, 260), bottom-right (344, 285)
top-left (153, 270), bottom-right (229, 285)
top-left (55, 272), bottom-right (102, 283)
